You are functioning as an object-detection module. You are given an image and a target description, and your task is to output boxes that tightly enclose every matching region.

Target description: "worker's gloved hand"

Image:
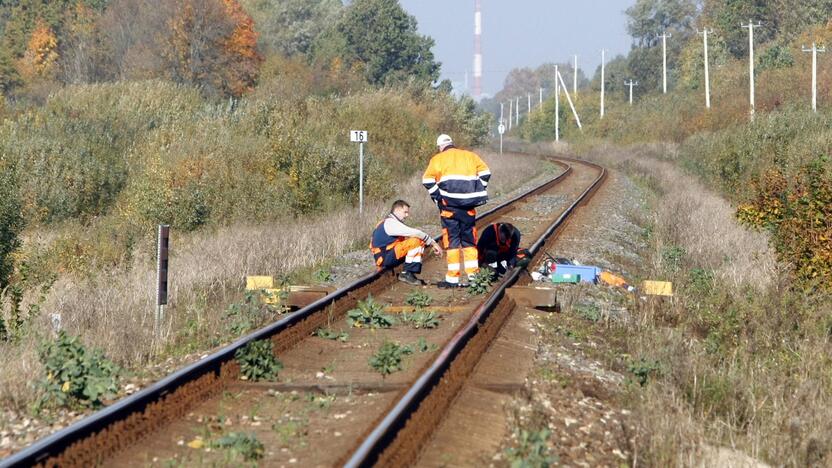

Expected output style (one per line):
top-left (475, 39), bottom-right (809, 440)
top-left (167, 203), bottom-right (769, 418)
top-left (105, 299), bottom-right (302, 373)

top-left (516, 249), bottom-right (531, 268)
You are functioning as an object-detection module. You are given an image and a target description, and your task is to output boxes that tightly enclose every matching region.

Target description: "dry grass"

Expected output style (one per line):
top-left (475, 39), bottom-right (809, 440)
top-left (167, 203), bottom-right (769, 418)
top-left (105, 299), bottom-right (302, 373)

top-left (0, 150), bottom-right (553, 412)
top-left (570, 143), bottom-right (832, 466)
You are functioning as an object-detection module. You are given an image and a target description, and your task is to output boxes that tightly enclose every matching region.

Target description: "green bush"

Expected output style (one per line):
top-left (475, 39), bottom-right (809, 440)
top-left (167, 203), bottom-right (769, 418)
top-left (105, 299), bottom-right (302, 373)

top-left (36, 331), bottom-right (121, 411)
top-left (234, 339), bottom-right (283, 382)
top-left (0, 154), bottom-right (23, 288)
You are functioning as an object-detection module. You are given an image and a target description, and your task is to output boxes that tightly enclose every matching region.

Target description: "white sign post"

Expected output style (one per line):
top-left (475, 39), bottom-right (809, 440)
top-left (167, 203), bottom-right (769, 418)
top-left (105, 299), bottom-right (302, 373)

top-left (498, 122), bottom-right (506, 154)
top-left (350, 130), bottom-right (368, 214)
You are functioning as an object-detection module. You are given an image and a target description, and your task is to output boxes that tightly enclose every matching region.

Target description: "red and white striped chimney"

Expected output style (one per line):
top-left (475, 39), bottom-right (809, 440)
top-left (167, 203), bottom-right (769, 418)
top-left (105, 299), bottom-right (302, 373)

top-left (473, 0), bottom-right (483, 99)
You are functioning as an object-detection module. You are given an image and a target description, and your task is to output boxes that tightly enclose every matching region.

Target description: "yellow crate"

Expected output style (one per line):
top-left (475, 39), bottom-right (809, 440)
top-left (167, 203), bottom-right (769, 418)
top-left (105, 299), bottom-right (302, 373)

top-left (246, 276), bottom-right (274, 290)
top-left (642, 280), bottom-right (673, 297)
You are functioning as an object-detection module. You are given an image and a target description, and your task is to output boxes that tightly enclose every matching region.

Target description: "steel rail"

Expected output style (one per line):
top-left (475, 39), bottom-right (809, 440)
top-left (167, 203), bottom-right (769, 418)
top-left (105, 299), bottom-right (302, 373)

top-left (344, 158), bottom-right (606, 467)
top-left (1, 156), bottom-right (574, 468)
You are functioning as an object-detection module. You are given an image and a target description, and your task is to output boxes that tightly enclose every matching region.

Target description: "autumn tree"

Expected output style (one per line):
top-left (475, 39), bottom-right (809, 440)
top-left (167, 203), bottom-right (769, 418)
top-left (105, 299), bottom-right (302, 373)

top-left (18, 20), bottom-right (60, 79)
top-left (241, 0), bottom-right (341, 56)
top-left (162, 0), bottom-right (261, 97)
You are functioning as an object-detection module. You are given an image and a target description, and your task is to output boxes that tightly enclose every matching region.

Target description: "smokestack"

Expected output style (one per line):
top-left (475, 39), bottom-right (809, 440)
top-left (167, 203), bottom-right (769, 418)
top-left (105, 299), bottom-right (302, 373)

top-left (474, 0), bottom-right (482, 99)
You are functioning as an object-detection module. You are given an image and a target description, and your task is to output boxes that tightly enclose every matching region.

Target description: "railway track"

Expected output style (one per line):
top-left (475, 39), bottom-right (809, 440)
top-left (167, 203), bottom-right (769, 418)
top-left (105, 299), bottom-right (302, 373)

top-left (2, 154), bottom-right (605, 468)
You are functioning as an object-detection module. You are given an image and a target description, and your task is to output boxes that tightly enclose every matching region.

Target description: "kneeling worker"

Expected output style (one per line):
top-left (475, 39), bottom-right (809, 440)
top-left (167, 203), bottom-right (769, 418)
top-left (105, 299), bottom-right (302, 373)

top-left (477, 222), bottom-right (530, 276)
top-left (370, 200), bottom-right (443, 285)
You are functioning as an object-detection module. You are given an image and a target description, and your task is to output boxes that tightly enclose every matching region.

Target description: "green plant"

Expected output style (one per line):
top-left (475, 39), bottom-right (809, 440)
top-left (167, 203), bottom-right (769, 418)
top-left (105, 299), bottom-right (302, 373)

top-left (661, 246), bottom-right (686, 273)
top-left (468, 266), bottom-right (496, 295)
top-left (36, 331), bottom-right (121, 411)
top-left (504, 428), bottom-right (556, 468)
top-left (415, 337), bottom-right (437, 353)
top-left (315, 327), bottom-right (349, 342)
top-left (346, 296), bottom-right (395, 329)
top-left (573, 303), bottom-right (601, 322)
top-left (405, 290), bottom-right (433, 308)
top-left (305, 392), bottom-right (336, 410)
top-left (628, 357), bottom-right (661, 387)
top-left (235, 340), bottom-right (283, 382)
top-left (313, 267), bottom-right (333, 283)
top-left (369, 341), bottom-right (413, 376)
top-left (400, 310), bottom-right (441, 329)
top-left (209, 432), bottom-right (265, 462)
top-left (223, 291), bottom-right (285, 337)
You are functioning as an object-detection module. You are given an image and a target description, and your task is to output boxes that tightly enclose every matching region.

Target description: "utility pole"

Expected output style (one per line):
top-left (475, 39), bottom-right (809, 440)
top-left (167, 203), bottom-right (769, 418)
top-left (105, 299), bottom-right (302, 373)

top-left (600, 49), bottom-right (606, 118)
top-left (625, 80), bottom-right (638, 105)
top-left (555, 66), bottom-right (560, 142)
top-left (573, 54), bottom-right (578, 95)
top-left (698, 28), bottom-right (713, 109)
top-left (658, 31), bottom-right (672, 94)
top-left (741, 20), bottom-right (762, 118)
top-left (539, 87), bottom-right (543, 108)
top-left (500, 102), bottom-right (504, 124)
top-left (515, 97), bottom-right (520, 126)
top-left (803, 43), bottom-right (826, 112)
top-left (528, 94), bottom-right (531, 114)
top-left (508, 99), bottom-right (512, 130)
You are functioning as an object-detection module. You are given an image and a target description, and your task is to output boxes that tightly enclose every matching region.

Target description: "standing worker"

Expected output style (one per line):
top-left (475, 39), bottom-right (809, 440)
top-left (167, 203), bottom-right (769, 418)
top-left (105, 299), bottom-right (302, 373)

top-left (370, 200), bottom-right (443, 285)
top-left (423, 134), bottom-right (491, 288)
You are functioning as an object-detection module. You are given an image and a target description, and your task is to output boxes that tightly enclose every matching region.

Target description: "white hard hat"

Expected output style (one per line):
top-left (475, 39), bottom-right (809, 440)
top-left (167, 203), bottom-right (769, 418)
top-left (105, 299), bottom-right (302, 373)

top-left (436, 134), bottom-right (453, 148)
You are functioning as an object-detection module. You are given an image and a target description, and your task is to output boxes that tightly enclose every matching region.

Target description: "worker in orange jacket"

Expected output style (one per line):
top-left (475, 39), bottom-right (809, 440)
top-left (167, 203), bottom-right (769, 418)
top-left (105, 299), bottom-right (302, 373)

top-left (422, 134), bottom-right (491, 288)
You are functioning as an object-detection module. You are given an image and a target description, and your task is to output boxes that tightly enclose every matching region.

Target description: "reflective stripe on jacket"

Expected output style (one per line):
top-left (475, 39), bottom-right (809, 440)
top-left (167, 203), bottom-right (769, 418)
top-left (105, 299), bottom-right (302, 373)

top-left (422, 147), bottom-right (491, 209)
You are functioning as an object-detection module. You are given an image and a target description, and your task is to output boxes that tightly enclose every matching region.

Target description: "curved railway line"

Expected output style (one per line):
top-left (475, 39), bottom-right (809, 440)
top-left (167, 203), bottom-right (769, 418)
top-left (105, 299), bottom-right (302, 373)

top-left (2, 154), bottom-right (606, 468)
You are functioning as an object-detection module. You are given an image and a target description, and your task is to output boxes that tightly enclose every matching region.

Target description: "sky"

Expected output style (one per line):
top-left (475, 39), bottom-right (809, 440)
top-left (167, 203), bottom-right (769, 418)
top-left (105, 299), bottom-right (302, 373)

top-left (399, 0), bottom-right (637, 97)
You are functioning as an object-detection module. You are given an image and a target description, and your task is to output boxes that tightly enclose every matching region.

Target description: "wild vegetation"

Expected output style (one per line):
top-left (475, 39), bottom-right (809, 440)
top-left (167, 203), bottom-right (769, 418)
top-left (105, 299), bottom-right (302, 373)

top-left (504, 1), bottom-right (832, 465)
top-left (0, 0), bottom-right (509, 432)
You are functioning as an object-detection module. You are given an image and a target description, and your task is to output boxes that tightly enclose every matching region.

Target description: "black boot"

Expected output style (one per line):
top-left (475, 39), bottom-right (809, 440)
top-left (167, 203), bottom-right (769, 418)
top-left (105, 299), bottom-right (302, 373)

top-left (398, 271), bottom-right (422, 285)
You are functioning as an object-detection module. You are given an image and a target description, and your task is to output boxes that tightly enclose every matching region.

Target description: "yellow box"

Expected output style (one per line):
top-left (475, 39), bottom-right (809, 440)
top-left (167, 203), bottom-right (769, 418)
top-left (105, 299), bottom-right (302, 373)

top-left (642, 280), bottom-right (673, 297)
top-left (246, 276), bottom-right (274, 290)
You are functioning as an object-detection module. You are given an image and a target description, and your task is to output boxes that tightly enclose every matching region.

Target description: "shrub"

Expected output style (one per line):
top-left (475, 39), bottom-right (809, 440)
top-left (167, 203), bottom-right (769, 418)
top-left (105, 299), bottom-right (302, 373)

top-left (468, 266), bottom-right (496, 295)
top-left (346, 296), bottom-right (395, 329)
top-left (369, 341), bottom-right (413, 376)
top-left (35, 331), bottom-right (121, 411)
top-left (234, 339), bottom-right (283, 382)
top-left (400, 310), bottom-right (441, 329)
top-left (0, 156), bottom-right (23, 288)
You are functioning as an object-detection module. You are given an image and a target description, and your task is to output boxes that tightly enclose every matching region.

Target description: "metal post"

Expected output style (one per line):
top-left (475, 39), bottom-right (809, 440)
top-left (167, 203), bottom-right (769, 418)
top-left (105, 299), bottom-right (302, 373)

top-left (600, 49), bottom-right (606, 118)
top-left (573, 54), bottom-right (578, 95)
top-left (359, 142), bottom-right (364, 214)
top-left (539, 87), bottom-right (543, 108)
top-left (742, 20), bottom-right (762, 118)
top-left (528, 94), bottom-right (531, 114)
top-left (626, 80), bottom-right (638, 105)
top-left (155, 225), bottom-right (170, 339)
top-left (699, 28), bottom-right (713, 109)
top-left (500, 102), bottom-right (504, 123)
top-left (555, 66), bottom-right (560, 142)
top-left (508, 99), bottom-right (512, 130)
top-left (803, 43), bottom-right (826, 112)
top-left (658, 32), bottom-right (672, 94)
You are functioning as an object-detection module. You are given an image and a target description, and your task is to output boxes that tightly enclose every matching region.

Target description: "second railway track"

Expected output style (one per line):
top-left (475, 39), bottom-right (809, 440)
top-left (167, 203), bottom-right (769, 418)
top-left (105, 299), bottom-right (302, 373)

top-left (2, 154), bottom-right (606, 468)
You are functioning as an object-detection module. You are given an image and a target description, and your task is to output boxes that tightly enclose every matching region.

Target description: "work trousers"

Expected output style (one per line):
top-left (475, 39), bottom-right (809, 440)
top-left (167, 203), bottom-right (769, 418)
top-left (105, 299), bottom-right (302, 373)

top-left (440, 207), bottom-right (479, 283)
top-left (376, 238), bottom-right (425, 274)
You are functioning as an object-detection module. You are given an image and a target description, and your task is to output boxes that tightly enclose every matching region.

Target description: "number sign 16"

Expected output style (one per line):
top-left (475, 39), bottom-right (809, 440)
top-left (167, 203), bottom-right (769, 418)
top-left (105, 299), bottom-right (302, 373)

top-left (350, 130), bottom-right (368, 143)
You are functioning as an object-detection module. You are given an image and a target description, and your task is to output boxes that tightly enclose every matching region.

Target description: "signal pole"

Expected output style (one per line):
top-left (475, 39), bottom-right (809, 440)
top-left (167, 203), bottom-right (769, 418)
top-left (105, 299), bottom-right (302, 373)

top-left (741, 20), bottom-right (762, 118)
top-left (698, 28), bottom-right (713, 109)
top-left (803, 43), bottom-right (826, 112)
top-left (625, 80), bottom-right (638, 105)
top-left (658, 31), bottom-right (672, 94)
top-left (600, 49), bottom-right (606, 118)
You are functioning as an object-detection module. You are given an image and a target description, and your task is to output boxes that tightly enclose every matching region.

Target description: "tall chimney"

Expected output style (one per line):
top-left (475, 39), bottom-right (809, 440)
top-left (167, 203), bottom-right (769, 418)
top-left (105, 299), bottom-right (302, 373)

top-left (474, 0), bottom-right (483, 99)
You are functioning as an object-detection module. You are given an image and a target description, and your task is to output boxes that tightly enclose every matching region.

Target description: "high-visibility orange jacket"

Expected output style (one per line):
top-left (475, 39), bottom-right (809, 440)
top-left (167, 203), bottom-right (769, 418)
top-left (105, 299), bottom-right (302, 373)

top-left (422, 146), bottom-right (491, 209)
